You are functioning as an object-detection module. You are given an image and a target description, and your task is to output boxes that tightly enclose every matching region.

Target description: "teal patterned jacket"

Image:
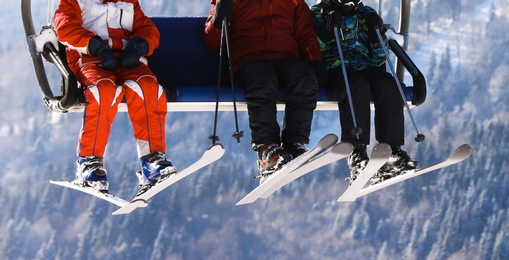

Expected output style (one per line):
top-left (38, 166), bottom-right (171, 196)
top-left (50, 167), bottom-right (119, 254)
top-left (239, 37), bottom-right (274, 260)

top-left (310, 2), bottom-right (387, 72)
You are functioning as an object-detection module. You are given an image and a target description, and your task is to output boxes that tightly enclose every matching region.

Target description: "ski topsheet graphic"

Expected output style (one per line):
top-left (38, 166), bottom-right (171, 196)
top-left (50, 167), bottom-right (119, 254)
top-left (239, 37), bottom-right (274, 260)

top-left (50, 144), bottom-right (225, 215)
top-left (236, 134), bottom-right (339, 206)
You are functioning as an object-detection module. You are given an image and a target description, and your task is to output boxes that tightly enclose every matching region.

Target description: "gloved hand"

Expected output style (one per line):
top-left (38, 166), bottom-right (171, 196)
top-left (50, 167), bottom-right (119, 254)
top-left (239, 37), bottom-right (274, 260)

top-left (326, 10), bottom-right (343, 32)
top-left (364, 12), bottom-right (386, 43)
top-left (309, 61), bottom-right (328, 87)
top-left (118, 36), bottom-right (149, 68)
top-left (211, 0), bottom-right (234, 29)
top-left (87, 35), bottom-right (118, 72)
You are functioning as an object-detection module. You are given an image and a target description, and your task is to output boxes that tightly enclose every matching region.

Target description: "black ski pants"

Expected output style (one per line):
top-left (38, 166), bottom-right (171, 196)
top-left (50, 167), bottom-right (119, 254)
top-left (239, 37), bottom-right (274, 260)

top-left (234, 58), bottom-right (318, 146)
top-left (329, 66), bottom-right (405, 146)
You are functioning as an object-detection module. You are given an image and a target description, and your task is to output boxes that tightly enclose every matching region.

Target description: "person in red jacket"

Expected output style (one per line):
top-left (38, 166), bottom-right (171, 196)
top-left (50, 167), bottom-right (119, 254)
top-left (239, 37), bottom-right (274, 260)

top-left (54, 0), bottom-right (176, 195)
top-left (204, 0), bottom-right (326, 183)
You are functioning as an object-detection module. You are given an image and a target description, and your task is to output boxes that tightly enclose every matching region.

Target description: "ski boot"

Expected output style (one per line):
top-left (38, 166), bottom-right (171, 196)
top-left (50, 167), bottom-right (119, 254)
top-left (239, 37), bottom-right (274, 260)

top-left (346, 144), bottom-right (369, 185)
top-left (74, 156), bottom-right (109, 192)
top-left (254, 143), bottom-right (293, 184)
top-left (136, 152), bottom-right (177, 196)
top-left (283, 142), bottom-right (307, 159)
top-left (371, 146), bottom-right (417, 185)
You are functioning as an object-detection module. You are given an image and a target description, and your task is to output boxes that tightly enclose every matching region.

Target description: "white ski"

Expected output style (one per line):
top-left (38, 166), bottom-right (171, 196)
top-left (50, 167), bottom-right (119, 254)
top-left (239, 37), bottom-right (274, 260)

top-left (236, 134), bottom-right (338, 206)
top-left (112, 143), bottom-right (225, 215)
top-left (337, 143), bottom-right (392, 202)
top-left (50, 180), bottom-right (129, 207)
top-left (354, 144), bottom-right (472, 199)
top-left (259, 142), bottom-right (353, 199)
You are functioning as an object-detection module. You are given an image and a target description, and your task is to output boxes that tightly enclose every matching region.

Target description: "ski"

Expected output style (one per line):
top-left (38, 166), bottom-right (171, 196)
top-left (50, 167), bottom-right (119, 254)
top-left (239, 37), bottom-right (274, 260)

top-left (112, 143), bottom-right (225, 215)
top-left (235, 133), bottom-right (338, 206)
top-left (50, 180), bottom-right (129, 207)
top-left (354, 144), bottom-right (472, 199)
top-left (259, 142), bottom-right (353, 199)
top-left (337, 143), bottom-right (392, 202)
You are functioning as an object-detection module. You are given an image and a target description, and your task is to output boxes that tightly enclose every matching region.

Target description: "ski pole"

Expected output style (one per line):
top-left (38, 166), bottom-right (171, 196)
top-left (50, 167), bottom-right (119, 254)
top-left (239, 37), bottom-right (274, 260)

top-left (333, 26), bottom-right (362, 139)
top-left (209, 18), bottom-right (228, 145)
top-left (375, 28), bottom-right (425, 142)
top-left (223, 17), bottom-right (244, 143)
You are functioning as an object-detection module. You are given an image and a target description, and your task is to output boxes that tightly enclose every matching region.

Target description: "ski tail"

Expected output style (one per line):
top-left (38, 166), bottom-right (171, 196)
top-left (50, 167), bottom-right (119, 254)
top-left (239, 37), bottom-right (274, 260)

top-left (50, 180), bottom-right (129, 207)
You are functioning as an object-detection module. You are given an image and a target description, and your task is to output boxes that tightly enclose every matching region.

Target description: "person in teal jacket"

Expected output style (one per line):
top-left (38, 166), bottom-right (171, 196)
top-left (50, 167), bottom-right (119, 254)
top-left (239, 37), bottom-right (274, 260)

top-left (310, 0), bottom-right (417, 184)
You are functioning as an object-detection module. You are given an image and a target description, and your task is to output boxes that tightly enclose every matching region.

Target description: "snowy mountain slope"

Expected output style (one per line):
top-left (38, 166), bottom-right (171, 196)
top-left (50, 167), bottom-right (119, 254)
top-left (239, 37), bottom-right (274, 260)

top-left (407, 0), bottom-right (499, 80)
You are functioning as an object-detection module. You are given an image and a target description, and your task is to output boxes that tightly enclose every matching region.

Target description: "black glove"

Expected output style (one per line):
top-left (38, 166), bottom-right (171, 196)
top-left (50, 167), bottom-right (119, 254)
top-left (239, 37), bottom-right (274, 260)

top-left (211, 0), bottom-right (234, 29)
top-left (364, 12), bottom-right (386, 43)
top-left (309, 61), bottom-right (328, 87)
top-left (87, 35), bottom-right (118, 72)
top-left (118, 36), bottom-right (149, 68)
top-left (326, 10), bottom-right (343, 32)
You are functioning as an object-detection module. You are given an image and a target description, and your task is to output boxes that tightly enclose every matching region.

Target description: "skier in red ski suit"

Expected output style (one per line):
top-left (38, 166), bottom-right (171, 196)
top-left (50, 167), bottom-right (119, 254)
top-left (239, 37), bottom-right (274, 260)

top-left (54, 0), bottom-right (176, 195)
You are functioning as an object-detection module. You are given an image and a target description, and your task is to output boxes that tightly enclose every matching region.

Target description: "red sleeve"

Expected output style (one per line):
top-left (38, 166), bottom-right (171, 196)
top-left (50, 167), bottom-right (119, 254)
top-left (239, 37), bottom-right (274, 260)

top-left (53, 0), bottom-right (95, 52)
top-left (203, 0), bottom-right (222, 50)
top-left (131, 0), bottom-right (160, 56)
top-left (294, 1), bottom-right (323, 62)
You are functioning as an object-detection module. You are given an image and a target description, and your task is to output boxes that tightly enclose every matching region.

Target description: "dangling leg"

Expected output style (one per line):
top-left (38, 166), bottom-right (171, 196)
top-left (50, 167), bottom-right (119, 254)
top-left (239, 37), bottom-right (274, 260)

top-left (75, 65), bottom-right (123, 192)
top-left (120, 65), bottom-right (176, 195)
top-left (274, 58), bottom-right (318, 158)
top-left (366, 67), bottom-right (417, 183)
top-left (235, 60), bottom-right (292, 183)
top-left (329, 67), bottom-right (371, 184)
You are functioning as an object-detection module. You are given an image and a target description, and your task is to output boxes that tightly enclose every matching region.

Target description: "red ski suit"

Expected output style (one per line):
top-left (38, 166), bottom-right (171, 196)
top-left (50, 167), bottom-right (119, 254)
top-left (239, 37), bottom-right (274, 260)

top-left (54, 0), bottom-right (167, 158)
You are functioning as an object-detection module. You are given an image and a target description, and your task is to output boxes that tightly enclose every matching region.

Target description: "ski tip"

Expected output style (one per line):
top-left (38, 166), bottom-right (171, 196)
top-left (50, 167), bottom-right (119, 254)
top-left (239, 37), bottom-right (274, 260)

top-left (322, 133), bottom-right (339, 143)
top-left (458, 143), bottom-right (473, 153)
top-left (372, 143), bottom-right (392, 158)
top-left (452, 144), bottom-right (473, 161)
top-left (333, 142), bottom-right (354, 155)
top-left (208, 143), bottom-right (226, 158)
top-left (209, 142), bottom-right (225, 150)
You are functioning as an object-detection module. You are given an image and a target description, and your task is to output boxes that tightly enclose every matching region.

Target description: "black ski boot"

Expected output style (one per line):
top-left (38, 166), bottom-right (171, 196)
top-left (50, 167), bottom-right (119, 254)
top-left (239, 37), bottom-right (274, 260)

top-left (346, 144), bottom-right (369, 185)
top-left (372, 146), bottom-right (417, 185)
top-left (254, 143), bottom-right (293, 184)
top-left (283, 142), bottom-right (307, 159)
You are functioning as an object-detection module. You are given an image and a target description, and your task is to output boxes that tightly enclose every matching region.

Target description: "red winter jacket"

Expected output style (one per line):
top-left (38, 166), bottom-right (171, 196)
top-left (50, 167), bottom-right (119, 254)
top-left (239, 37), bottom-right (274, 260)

top-left (54, 0), bottom-right (160, 74)
top-left (204, 0), bottom-right (323, 71)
